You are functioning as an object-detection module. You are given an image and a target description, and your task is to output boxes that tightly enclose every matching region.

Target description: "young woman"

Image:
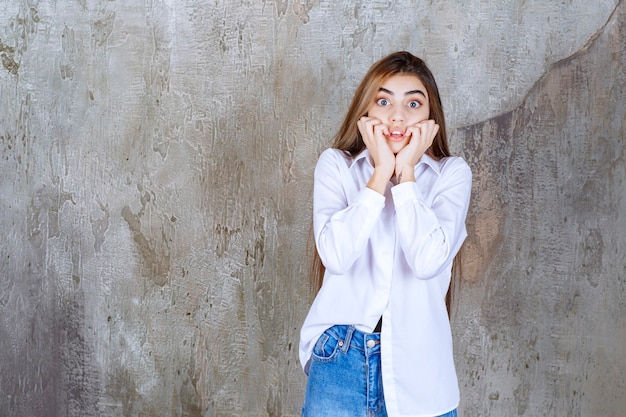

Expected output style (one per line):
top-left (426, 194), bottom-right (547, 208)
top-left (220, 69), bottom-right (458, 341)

top-left (299, 51), bottom-right (472, 417)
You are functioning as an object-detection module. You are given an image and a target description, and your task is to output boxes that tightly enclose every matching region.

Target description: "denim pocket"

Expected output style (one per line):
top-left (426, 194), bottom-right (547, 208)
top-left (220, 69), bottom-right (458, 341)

top-left (311, 330), bottom-right (341, 362)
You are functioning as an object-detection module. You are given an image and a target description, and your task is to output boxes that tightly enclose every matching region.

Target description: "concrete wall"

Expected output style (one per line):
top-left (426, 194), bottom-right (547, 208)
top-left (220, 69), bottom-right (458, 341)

top-left (1, 0), bottom-right (624, 416)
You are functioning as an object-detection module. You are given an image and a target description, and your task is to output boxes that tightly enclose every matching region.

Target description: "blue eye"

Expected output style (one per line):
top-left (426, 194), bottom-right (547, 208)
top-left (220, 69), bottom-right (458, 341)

top-left (376, 98), bottom-right (390, 106)
top-left (408, 100), bottom-right (420, 108)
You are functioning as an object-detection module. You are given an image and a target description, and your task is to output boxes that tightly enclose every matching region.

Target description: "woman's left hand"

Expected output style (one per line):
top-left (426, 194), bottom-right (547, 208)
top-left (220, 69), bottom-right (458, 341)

top-left (395, 120), bottom-right (439, 182)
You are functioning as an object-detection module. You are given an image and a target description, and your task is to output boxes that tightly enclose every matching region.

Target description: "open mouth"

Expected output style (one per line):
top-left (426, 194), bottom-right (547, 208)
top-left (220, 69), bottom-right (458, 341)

top-left (387, 129), bottom-right (406, 142)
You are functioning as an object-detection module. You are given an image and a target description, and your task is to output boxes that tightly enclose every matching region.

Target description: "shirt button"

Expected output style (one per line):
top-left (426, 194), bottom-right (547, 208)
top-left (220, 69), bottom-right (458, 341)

top-left (366, 340), bottom-right (376, 348)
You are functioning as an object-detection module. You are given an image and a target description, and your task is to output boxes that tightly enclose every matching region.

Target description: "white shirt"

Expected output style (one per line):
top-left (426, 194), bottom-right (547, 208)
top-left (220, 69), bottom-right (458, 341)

top-left (299, 148), bottom-right (472, 417)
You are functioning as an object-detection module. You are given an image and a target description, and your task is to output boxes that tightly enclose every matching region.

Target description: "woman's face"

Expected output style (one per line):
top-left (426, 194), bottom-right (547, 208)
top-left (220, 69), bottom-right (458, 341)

top-left (366, 74), bottom-right (430, 154)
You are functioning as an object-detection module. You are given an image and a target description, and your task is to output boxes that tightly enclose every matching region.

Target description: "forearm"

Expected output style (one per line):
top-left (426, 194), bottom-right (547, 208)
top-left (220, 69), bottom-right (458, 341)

top-left (392, 161), bottom-right (472, 279)
top-left (367, 166), bottom-right (394, 194)
top-left (396, 165), bottom-right (416, 184)
top-left (315, 187), bottom-right (385, 274)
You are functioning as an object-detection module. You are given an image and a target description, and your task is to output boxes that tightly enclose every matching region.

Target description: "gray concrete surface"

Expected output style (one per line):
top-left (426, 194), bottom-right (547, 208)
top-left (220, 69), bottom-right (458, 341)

top-left (0, 0), bottom-right (624, 416)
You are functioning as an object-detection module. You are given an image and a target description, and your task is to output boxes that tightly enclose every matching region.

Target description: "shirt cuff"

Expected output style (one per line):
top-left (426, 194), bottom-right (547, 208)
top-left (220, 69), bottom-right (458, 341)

top-left (391, 181), bottom-right (424, 206)
top-left (358, 186), bottom-right (386, 210)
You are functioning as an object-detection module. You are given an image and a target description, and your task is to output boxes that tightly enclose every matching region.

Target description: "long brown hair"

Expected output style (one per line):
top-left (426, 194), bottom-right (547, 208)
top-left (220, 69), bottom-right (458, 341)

top-left (311, 52), bottom-right (454, 309)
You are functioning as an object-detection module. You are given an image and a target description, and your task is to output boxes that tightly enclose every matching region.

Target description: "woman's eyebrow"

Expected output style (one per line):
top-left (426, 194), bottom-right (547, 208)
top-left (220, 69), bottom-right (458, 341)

top-left (405, 89), bottom-right (426, 97)
top-left (379, 87), bottom-right (426, 97)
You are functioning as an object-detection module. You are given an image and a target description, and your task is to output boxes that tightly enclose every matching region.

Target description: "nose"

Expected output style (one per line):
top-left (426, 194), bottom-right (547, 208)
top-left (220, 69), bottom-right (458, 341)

top-left (391, 106), bottom-right (405, 122)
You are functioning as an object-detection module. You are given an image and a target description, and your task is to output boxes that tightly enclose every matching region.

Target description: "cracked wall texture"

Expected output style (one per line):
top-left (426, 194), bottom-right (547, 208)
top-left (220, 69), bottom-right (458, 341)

top-left (1, 0), bottom-right (625, 416)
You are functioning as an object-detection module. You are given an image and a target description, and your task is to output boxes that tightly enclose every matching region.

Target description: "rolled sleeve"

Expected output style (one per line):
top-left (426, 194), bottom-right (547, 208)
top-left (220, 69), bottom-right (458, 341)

top-left (314, 150), bottom-right (385, 274)
top-left (391, 158), bottom-right (472, 279)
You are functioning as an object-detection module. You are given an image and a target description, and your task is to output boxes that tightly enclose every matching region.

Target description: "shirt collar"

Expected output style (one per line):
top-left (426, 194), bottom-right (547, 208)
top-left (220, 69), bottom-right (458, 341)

top-left (350, 149), bottom-right (443, 175)
top-left (350, 149), bottom-right (372, 168)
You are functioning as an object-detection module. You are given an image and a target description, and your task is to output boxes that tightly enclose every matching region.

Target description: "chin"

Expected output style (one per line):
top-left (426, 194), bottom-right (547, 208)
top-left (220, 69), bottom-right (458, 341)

top-left (388, 142), bottom-right (408, 154)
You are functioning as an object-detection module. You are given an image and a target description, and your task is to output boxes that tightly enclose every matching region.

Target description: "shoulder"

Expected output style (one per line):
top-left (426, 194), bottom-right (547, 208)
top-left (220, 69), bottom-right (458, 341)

top-left (435, 156), bottom-right (472, 190)
top-left (439, 156), bottom-right (472, 177)
top-left (316, 148), bottom-right (354, 171)
top-left (319, 148), bottom-right (352, 162)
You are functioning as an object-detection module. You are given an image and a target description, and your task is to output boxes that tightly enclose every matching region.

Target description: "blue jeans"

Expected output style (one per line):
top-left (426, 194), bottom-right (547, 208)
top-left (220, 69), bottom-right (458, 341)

top-left (301, 325), bottom-right (458, 417)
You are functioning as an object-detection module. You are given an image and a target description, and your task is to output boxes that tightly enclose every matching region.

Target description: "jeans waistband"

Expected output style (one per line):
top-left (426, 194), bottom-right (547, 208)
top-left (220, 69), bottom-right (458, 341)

top-left (325, 325), bottom-right (381, 354)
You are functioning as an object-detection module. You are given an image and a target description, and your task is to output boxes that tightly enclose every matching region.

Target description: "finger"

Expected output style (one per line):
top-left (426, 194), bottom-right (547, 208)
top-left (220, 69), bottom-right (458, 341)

top-left (359, 116), bottom-right (382, 127)
top-left (358, 117), bottom-right (383, 136)
top-left (357, 118), bottom-right (377, 143)
top-left (372, 122), bottom-right (389, 139)
top-left (422, 120), bottom-right (438, 138)
top-left (408, 120), bottom-right (438, 144)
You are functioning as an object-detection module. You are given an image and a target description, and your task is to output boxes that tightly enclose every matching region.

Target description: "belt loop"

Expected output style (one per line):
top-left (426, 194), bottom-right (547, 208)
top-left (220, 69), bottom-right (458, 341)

top-left (341, 326), bottom-right (355, 353)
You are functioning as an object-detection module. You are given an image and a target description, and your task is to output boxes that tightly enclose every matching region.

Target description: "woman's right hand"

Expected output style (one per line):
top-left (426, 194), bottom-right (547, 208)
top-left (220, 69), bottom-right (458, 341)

top-left (357, 116), bottom-right (394, 194)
